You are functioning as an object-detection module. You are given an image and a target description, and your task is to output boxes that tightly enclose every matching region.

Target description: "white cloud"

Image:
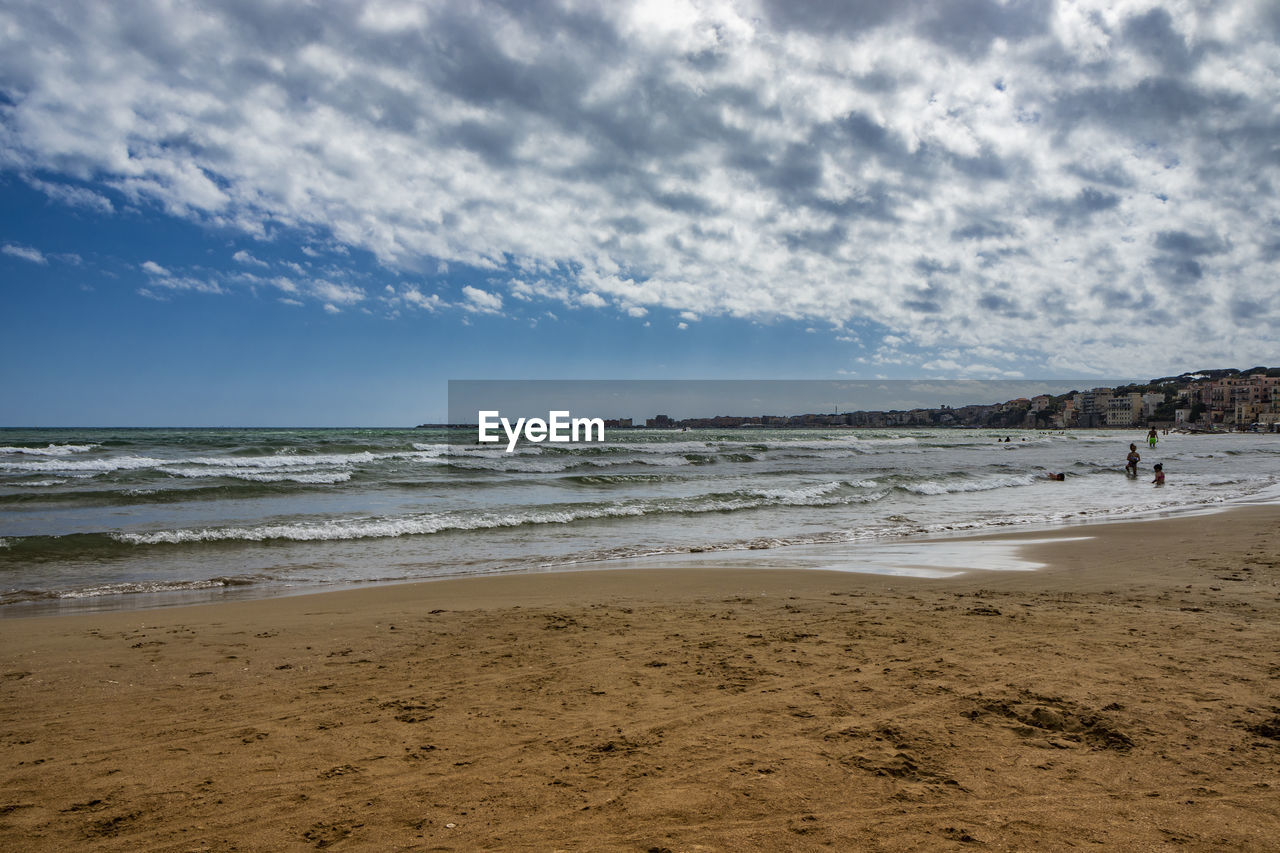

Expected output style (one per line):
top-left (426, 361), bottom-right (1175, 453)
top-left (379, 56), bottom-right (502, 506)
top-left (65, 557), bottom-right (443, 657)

top-left (149, 275), bottom-right (225, 295)
top-left (323, 303), bottom-right (341, 314)
top-left (462, 285), bottom-right (503, 313)
top-left (29, 179), bottom-right (114, 213)
top-left (141, 261), bottom-right (170, 277)
top-left (402, 288), bottom-right (442, 311)
top-left (233, 250), bottom-right (269, 268)
top-left (2, 243), bottom-right (46, 264)
top-left (0, 1), bottom-right (1276, 373)
top-left (310, 280), bottom-right (365, 306)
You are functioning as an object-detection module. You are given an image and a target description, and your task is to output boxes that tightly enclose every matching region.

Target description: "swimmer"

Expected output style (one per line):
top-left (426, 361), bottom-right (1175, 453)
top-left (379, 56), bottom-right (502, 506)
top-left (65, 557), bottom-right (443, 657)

top-left (1044, 472), bottom-right (1065, 481)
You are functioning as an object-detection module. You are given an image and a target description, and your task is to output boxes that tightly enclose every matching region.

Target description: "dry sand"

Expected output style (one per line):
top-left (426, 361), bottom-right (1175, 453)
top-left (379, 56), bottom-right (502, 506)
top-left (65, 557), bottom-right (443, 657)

top-left (2, 506), bottom-right (1279, 851)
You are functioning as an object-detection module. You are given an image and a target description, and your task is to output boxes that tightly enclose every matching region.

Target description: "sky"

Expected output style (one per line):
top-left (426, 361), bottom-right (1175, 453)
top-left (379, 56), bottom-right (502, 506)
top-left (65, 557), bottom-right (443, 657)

top-left (1, 0), bottom-right (1278, 426)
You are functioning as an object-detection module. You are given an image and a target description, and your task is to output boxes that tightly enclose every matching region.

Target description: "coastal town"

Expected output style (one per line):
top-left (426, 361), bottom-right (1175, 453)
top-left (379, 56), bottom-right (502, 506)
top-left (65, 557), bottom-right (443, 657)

top-left (623, 367), bottom-right (1280, 432)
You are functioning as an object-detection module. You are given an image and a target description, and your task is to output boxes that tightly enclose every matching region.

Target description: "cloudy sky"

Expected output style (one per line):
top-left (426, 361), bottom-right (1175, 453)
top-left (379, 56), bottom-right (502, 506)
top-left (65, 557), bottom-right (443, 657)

top-left (2, 0), bottom-right (1277, 424)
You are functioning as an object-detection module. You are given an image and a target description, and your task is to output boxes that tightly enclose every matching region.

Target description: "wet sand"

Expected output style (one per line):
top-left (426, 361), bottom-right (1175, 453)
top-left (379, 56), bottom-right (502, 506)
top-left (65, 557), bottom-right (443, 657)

top-left (2, 506), bottom-right (1279, 851)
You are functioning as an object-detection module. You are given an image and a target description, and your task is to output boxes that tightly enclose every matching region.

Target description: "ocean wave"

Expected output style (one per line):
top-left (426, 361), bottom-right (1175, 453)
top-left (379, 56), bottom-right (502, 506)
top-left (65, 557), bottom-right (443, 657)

top-left (0, 443), bottom-right (100, 456)
top-left (443, 457), bottom-right (589, 474)
top-left (562, 440), bottom-right (724, 454)
top-left (0, 477), bottom-right (344, 507)
top-left (158, 466), bottom-right (352, 484)
top-left (227, 471), bottom-right (353, 484)
top-left (564, 473), bottom-right (674, 485)
top-left (544, 493), bottom-right (1232, 566)
top-left (443, 454), bottom-right (694, 473)
top-left (1, 575), bottom-right (261, 604)
top-left (108, 484), bottom-right (891, 547)
top-left (176, 451), bottom-right (440, 469)
top-left (111, 508), bottom-right (646, 545)
top-left (411, 443), bottom-right (451, 455)
top-left (483, 436), bottom-right (921, 456)
top-left (0, 449), bottom-right (447, 474)
top-left (753, 481), bottom-right (844, 503)
top-left (0, 454), bottom-right (165, 473)
top-left (898, 473), bottom-right (1041, 495)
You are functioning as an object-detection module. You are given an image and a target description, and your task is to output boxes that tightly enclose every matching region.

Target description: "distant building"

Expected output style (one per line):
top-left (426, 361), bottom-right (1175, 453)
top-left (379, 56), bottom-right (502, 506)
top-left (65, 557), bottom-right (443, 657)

top-left (1107, 393), bottom-right (1142, 427)
top-left (1078, 388), bottom-right (1112, 427)
top-left (1060, 398), bottom-right (1076, 427)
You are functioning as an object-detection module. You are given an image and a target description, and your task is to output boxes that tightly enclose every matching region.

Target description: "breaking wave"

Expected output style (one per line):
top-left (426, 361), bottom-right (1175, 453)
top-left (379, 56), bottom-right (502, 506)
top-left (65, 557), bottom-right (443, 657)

top-left (0, 443), bottom-right (100, 456)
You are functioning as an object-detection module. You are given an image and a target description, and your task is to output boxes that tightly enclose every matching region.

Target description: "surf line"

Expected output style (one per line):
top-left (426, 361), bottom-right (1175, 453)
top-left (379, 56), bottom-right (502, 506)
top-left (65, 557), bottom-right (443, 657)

top-left (478, 411), bottom-right (606, 452)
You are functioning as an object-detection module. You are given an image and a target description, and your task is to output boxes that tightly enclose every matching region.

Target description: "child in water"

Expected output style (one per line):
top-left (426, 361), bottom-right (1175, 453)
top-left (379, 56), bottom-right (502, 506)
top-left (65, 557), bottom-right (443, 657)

top-left (1152, 463), bottom-right (1165, 486)
top-left (1126, 444), bottom-right (1141, 477)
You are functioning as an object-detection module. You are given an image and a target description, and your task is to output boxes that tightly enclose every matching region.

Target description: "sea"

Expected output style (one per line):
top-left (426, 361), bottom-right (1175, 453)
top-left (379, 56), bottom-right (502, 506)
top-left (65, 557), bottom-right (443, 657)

top-left (2, 427), bottom-right (1279, 613)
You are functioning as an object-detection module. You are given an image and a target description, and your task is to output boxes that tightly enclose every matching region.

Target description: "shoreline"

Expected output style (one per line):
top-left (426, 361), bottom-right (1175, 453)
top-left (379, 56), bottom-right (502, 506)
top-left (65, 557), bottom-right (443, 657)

top-left (5, 496), bottom-right (1275, 620)
top-left (2, 505), bottom-right (1279, 849)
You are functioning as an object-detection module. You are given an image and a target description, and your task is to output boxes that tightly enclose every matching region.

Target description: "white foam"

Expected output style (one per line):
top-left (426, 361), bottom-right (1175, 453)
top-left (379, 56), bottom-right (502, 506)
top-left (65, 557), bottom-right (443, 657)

top-left (55, 577), bottom-right (256, 599)
top-left (0, 448), bottom-right (447, 474)
top-left (754, 481), bottom-right (843, 503)
top-left (155, 465), bottom-right (352, 483)
top-left (411, 443), bottom-right (452, 455)
top-left (107, 481), bottom-right (899, 547)
top-left (0, 454), bottom-right (167, 473)
top-left (0, 443), bottom-right (99, 456)
top-left (633, 456), bottom-right (694, 467)
top-left (228, 471), bottom-right (353, 484)
top-left (178, 451), bottom-right (402, 468)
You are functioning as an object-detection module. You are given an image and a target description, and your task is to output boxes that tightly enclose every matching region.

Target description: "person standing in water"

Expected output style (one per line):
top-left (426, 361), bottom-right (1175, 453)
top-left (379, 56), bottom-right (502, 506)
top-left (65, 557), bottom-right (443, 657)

top-left (1147, 427), bottom-right (1159, 448)
top-left (1126, 443), bottom-right (1141, 477)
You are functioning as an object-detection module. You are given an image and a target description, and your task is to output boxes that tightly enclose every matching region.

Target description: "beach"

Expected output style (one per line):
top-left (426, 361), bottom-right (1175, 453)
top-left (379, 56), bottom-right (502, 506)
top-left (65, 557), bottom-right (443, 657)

top-left (2, 505), bottom-right (1278, 851)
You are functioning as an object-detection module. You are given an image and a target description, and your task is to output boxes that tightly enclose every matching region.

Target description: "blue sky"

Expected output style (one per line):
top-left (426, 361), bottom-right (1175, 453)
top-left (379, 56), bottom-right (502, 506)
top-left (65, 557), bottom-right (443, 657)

top-left (2, 0), bottom-right (1278, 425)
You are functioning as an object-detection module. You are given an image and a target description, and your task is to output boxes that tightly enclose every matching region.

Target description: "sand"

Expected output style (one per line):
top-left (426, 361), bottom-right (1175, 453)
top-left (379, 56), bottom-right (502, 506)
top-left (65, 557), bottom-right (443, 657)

top-left (2, 506), bottom-right (1279, 851)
